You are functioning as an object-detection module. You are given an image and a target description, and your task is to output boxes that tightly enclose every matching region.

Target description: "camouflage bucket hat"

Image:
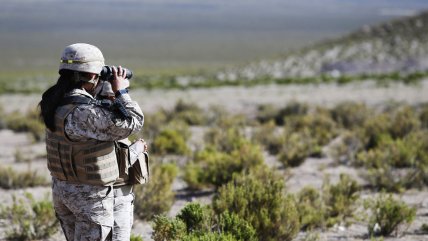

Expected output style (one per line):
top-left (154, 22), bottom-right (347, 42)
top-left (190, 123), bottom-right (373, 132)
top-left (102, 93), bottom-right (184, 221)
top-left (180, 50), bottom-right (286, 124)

top-left (59, 43), bottom-right (105, 74)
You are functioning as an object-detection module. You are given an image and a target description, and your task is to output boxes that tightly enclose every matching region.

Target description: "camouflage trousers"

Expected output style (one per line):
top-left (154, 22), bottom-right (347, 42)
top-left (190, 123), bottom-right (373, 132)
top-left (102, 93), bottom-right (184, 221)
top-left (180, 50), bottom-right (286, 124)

top-left (113, 186), bottom-right (134, 241)
top-left (52, 178), bottom-right (114, 241)
top-left (52, 178), bottom-right (135, 241)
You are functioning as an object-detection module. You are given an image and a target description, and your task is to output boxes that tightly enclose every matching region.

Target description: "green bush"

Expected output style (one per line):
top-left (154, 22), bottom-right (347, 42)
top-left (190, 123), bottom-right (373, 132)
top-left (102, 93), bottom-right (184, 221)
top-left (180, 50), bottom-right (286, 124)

top-left (170, 99), bottom-right (207, 125)
top-left (177, 202), bottom-right (212, 234)
top-left (134, 163), bottom-right (178, 220)
top-left (152, 203), bottom-right (255, 241)
top-left (356, 131), bottom-right (426, 191)
top-left (182, 233), bottom-right (238, 241)
top-left (4, 109), bottom-right (45, 142)
top-left (152, 215), bottom-right (186, 241)
top-left (388, 106), bottom-right (420, 139)
top-left (218, 211), bottom-right (257, 241)
top-left (140, 110), bottom-right (168, 140)
top-left (251, 120), bottom-right (283, 155)
top-left (277, 129), bottom-right (314, 167)
top-left (184, 141), bottom-right (265, 189)
top-left (420, 223), bottom-right (428, 233)
top-left (364, 193), bottom-right (416, 237)
top-left (0, 165), bottom-right (48, 189)
top-left (296, 187), bottom-right (326, 230)
top-left (130, 234), bottom-right (144, 241)
top-left (0, 193), bottom-right (59, 241)
top-left (296, 174), bottom-right (360, 230)
top-left (285, 111), bottom-right (337, 148)
top-left (328, 131), bottom-right (363, 165)
top-left (255, 104), bottom-right (280, 124)
top-left (153, 128), bottom-right (190, 156)
top-left (213, 166), bottom-right (300, 241)
top-left (330, 102), bottom-right (372, 129)
top-left (279, 102), bottom-right (310, 121)
top-left (204, 126), bottom-right (247, 153)
top-left (360, 113), bottom-right (391, 150)
top-left (419, 104), bottom-right (428, 129)
top-left (322, 174), bottom-right (360, 227)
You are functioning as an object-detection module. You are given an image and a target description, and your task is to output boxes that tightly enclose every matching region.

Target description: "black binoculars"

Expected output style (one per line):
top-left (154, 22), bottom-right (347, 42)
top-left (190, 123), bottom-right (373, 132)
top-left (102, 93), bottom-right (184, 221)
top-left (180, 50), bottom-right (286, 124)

top-left (100, 66), bottom-right (133, 81)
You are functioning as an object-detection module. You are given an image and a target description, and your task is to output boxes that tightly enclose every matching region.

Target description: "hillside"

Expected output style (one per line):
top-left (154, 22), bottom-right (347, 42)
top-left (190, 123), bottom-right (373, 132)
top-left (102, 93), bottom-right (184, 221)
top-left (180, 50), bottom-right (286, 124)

top-left (213, 10), bottom-right (428, 81)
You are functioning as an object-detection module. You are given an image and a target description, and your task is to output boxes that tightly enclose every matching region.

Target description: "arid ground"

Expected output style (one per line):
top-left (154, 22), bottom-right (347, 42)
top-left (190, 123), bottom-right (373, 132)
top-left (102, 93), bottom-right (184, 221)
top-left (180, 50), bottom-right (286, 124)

top-left (1, 80), bottom-right (428, 241)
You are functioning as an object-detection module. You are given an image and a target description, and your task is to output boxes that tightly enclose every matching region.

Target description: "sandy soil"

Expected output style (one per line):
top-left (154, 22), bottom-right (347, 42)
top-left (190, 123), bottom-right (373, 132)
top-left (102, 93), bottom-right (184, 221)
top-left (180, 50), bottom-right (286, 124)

top-left (0, 80), bottom-right (427, 240)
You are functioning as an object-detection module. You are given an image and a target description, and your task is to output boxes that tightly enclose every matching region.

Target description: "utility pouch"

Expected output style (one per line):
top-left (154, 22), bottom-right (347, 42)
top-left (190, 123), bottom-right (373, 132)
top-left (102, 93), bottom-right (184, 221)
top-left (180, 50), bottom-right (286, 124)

top-left (116, 140), bottom-right (131, 184)
top-left (115, 139), bottom-right (149, 185)
top-left (129, 151), bottom-right (150, 185)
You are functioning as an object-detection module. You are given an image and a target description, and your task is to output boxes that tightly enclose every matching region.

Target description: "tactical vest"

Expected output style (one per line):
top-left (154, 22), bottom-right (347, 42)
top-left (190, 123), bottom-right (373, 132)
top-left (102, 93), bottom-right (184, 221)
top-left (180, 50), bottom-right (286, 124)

top-left (46, 103), bottom-right (119, 186)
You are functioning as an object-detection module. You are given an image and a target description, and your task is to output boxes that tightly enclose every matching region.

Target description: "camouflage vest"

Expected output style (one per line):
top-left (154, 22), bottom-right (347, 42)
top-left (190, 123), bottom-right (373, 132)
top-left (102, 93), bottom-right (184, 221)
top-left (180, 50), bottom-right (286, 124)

top-left (46, 104), bottom-right (119, 186)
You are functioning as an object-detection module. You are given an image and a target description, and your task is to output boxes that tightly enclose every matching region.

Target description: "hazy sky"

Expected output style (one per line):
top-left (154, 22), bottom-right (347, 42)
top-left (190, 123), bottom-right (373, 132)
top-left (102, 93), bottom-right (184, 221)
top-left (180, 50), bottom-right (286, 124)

top-left (1, 0), bottom-right (428, 71)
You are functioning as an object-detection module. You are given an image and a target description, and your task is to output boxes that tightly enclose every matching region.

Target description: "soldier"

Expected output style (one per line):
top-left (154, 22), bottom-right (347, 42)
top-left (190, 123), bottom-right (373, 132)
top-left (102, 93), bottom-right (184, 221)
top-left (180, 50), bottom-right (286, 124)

top-left (39, 43), bottom-right (145, 241)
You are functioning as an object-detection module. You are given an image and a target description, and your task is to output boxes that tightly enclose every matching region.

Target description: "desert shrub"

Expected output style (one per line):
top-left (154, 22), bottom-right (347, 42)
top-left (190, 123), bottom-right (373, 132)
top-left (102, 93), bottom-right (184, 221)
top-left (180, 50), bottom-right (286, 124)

top-left (405, 130), bottom-right (428, 188)
top-left (152, 203), bottom-right (255, 241)
top-left (420, 223), bottom-right (428, 233)
top-left (217, 211), bottom-right (257, 241)
top-left (169, 99), bottom-right (207, 126)
top-left (330, 102), bottom-right (372, 129)
top-left (152, 215), bottom-right (186, 241)
top-left (213, 166), bottom-right (300, 241)
top-left (152, 128), bottom-right (190, 155)
top-left (182, 232), bottom-right (238, 241)
top-left (134, 163), bottom-right (178, 220)
top-left (328, 131), bottom-right (364, 165)
top-left (0, 193), bottom-right (59, 241)
top-left (204, 126), bottom-right (247, 153)
top-left (356, 131), bottom-right (426, 191)
top-left (255, 104), bottom-right (279, 124)
top-left (360, 113), bottom-right (391, 150)
top-left (251, 120), bottom-right (283, 155)
top-left (130, 234), bottom-right (144, 241)
top-left (277, 129), bottom-right (314, 167)
top-left (255, 102), bottom-right (309, 126)
top-left (177, 202), bottom-right (212, 234)
top-left (419, 104), bottom-right (428, 129)
top-left (275, 101), bottom-right (309, 125)
top-left (141, 110), bottom-right (168, 140)
top-left (322, 174), bottom-right (360, 227)
top-left (388, 106), bottom-right (420, 139)
top-left (0, 104), bottom-right (6, 129)
top-left (184, 141), bottom-right (265, 189)
top-left (4, 109), bottom-right (45, 142)
top-left (206, 107), bottom-right (249, 129)
top-left (363, 193), bottom-right (416, 237)
top-left (0, 165), bottom-right (48, 189)
top-left (296, 174), bottom-right (360, 230)
top-left (296, 187), bottom-right (326, 230)
top-left (285, 111), bottom-right (337, 148)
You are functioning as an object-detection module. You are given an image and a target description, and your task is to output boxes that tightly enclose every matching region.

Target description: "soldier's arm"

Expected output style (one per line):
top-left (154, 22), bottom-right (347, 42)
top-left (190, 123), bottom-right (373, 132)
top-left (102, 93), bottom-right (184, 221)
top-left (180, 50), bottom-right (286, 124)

top-left (64, 93), bottom-right (144, 141)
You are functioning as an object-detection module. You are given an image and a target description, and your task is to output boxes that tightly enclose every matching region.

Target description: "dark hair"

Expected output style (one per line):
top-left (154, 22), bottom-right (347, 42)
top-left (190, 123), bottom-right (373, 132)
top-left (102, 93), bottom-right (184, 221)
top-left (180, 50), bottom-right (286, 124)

top-left (39, 69), bottom-right (79, 131)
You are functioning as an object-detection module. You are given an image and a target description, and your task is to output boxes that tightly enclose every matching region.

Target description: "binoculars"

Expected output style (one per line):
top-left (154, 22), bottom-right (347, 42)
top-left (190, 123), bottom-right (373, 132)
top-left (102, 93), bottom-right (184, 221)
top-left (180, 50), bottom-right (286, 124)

top-left (100, 66), bottom-right (133, 81)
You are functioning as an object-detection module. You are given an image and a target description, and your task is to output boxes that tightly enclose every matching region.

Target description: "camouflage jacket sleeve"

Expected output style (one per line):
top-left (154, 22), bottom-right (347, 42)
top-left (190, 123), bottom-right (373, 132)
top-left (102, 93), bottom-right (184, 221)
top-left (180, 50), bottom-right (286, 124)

top-left (64, 92), bottom-right (144, 142)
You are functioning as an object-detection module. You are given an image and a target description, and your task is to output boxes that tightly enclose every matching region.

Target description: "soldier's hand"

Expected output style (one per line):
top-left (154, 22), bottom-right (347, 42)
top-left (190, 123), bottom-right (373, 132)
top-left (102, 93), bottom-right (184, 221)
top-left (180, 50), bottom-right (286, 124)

top-left (134, 139), bottom-right (148, 153)
top-left (111, 66), bottom-right (130, 93)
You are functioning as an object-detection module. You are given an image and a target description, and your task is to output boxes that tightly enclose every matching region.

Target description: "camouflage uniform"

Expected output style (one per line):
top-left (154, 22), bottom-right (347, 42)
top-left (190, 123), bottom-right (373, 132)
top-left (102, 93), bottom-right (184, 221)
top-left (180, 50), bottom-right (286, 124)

top-left (52, 88), bottom-right (144, 241)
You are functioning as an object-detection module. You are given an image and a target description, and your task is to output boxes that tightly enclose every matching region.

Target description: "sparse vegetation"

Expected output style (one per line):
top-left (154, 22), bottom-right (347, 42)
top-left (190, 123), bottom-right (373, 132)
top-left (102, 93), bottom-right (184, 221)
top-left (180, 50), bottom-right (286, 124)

top-left (213, 166), bottom-right (300, 241)
top-left (0, 193), bottom-right (59, 241)
top-left (152, 202), bottom-right (255, 241)
top-left (0, 165), bottom-right (48, 189)
top-left (134, 163), bottom-right (178, 220)
top-left (363, 193), bottom-right (416, 237)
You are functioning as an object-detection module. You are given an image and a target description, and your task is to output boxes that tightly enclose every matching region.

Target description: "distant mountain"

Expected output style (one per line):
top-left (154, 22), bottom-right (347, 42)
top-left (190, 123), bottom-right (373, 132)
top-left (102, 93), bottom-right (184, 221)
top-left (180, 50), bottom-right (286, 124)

top-left (214, 10), bottom-right (428, 81)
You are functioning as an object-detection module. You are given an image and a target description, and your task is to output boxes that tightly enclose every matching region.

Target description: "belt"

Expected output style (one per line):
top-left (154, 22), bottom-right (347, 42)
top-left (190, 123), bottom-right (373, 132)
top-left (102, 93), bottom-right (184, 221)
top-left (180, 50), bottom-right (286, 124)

top-left (113, 184), bottom-right (133, 197)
